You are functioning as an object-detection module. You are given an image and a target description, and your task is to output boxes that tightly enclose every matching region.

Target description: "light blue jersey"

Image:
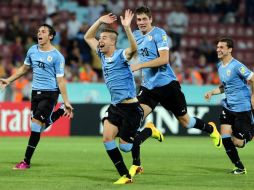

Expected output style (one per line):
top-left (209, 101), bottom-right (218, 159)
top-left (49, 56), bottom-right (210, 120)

top-left (133, 27), bottom-right (177, 89)
top-left (97, 49), bottom-right (136, 105)
top-left (24, 45), bottom-right (65, 91)
top-left (218, 58), bottom-right (253, 112)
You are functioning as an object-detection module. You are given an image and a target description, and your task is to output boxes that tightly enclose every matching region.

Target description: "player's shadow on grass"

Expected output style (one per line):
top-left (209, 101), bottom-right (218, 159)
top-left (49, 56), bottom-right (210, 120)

top-left (193, 166), bottom-right (227, 173)
top-left (68, 174), bottom-right (112, 182)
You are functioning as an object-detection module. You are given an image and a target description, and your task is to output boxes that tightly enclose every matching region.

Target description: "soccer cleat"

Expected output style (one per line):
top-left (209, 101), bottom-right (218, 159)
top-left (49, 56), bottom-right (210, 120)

top-left (145, 122), bottom-right (164, 142)
top-left (113, 175), bottom-right (133, 184)
top-left (13, 160), bottom-right (30, 170)
top-left (231, 167), bottom-right (247, 175)
top-left (129, 165), bottom-right (144, 177)
top-left (209, 122), bottom-right (222, 148)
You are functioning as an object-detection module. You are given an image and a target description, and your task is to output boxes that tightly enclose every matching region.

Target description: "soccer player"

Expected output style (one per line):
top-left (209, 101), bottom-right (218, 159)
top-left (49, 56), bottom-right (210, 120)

top-left (129, 6), bottom-right (222, 175)
top-left (84, 10), bottom-right (163, 184)
top-left (205, 37), bottom-right (254, 174)
top-left (0, 24), bottom-right (73, 169)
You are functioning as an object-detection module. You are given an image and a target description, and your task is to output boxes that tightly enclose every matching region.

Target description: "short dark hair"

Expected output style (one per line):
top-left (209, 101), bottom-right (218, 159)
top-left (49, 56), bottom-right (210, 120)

top-left (40, 23), bottom-right (56, 41)
top-left (217, 37), bottom-right (234, 48)
top-left (135, 6), bottom-right (152, 18)
top-left (101, 28), bottom-right (118, 44)
top-left (101, 28), bottom-right (118, 37)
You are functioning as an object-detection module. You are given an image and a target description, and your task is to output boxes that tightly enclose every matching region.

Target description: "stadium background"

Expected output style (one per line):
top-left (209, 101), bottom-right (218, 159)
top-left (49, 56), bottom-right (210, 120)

top-left (0, 0), bottom-right (253, 136)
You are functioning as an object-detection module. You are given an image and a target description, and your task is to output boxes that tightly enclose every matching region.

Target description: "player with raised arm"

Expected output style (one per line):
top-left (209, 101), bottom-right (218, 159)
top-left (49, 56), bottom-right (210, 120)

top-left (84, 10), bottom-right (163, 184)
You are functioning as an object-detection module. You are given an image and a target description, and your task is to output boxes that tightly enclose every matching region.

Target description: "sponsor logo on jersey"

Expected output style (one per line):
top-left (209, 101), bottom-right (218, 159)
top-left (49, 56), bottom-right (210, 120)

top-left (162, 35), bottom-right (167, 42)
top-left (239, 66), bottom-right (246, 74)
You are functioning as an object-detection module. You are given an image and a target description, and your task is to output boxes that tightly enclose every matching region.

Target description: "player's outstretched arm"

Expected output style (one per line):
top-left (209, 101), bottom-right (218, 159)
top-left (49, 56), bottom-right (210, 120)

top-left (121, 9), bottom-right (137, 60)
top-left (0, 64), bottom-right (30, 90)
top-left (204, 84), bottom-right (224, 101)
top-left (130, 49), bottom-right (169, 72)
top-left (84, 13), bottom-right (117, 51)
top-left (57, 77), bottom-right (73, 118)
top-left (248, 74), bottom-right (254, 108)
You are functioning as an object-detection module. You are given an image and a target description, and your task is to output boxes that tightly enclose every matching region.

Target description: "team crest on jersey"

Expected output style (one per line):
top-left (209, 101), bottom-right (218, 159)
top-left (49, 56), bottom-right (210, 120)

top-left (105, 57), bottom-right (113, 63)
top-left (239, 66), bottom-right (246, 74)
top-left (47, 56), bottom-right (52, 62)
top-left (162, 35), bottom-right (167, 42)
top-left (226, 69), bottom-right (231, 76)
top-left (147, 35), bottom-right (153, 41)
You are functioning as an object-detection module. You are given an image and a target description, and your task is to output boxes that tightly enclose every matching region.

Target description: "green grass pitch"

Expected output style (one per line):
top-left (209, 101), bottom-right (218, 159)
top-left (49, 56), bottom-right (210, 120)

top-left (0, 137), bottom-right (253, 190)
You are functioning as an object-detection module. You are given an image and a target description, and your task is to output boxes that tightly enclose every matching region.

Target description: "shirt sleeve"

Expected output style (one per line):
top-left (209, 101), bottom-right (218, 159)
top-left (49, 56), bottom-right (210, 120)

top-left (122, 49), bottom-right (128, 61)
top-left (55, 54), bottom-right (65, 77)
top-left (154, 29), bottom-right (170, 51)
top-left (24, 48), bottom-right (32, 66)
top-left (236, 62), bottom-right (253, 80)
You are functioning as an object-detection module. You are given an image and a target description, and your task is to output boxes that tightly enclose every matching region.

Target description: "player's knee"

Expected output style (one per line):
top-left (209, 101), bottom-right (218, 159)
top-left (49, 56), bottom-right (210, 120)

top-left (103, 140), bottom-right (117, 150)
top-left (103, 136), bottom-right (114, 142)
top-left (31, 122), bottom-right (43, 133)
top-left (184, 117), bottom-right (196, 129)
top-left (119, 143), bottom-right (133, 152)
top-left (232, 138), bottom-right (245, 148)
top-left (235, 143), bottom-right (245, 148)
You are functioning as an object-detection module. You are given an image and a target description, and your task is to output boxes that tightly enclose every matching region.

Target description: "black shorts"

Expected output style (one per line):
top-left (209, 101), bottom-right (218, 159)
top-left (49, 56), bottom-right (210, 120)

top-left (31, 90), bottom-right (59, 123)
top-left (220, 107), bottom-right (254, 141)
top-left (137, 80), bottom-right (187, 117)
top-left (102, 102), bottom-right (144, 143)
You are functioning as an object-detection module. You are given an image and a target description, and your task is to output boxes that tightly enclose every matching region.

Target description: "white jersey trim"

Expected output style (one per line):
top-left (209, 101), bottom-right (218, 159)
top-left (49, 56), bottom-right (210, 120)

top-left (158, 47), bottom-right (169, 51)
top-left (247, 72), bottom-right (253, 81)
top-left (56, 74), bottom-right (64, 77)
top-left (122, 49), bottom-right (127, 61)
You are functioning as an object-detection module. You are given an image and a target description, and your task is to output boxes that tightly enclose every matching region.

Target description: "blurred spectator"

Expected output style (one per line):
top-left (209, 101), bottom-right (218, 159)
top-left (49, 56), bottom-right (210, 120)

top-left (170, 47), bottom-right (184, 83)
top-left (207, 65), bottom-right (220, 85)
top-left (244, 0), bottom-right (254, 26)
top-left (217, 0), bottom-right (240, 24)
top-left (25, 18), bottom-right (39, 42)
top-left (22, 72), bottom-right (32, 101)
top-left (0, 18), bottom-right (6, 44)
top-left (195, 54), bottom-right (213, 84)
top-left (87, 0), bottom-right (105, 25)
top-left (196, 37), bottom-right (217, 63)
top-left (170, 46), bottom-right (183, 70)
top-left (106, 0), bottom-right (124, 16)
top-left (51, 23), bottom-right (62, 49)
top-left (10, 65), bottom-right (29, 102)
top-left (0, 56), bottom-right (6, 78)
top-left (184, 67), bottom-right (204, 85)
top-left (25, 36), bottom-right (36, 52)
top-left (67, 12), bottom-right (82, 40)
top-left (75, 23), bottom-right (92, 64)
top-left (11, 36), bottom-right (24, 65)
top-left (79, 63), bottom-right (98, 82)
top-left (166, 3), bottom-right (188, 49)
top-left (5, 14), bottom-right (25, 42)
top-left (66, 43), bottom-right (83, 81)
top-left (12, 76), bottom-right (30, 102)
top-left (45, 12), bottom-right (60, 26)
top-left (43, 0), bottom-right (59, 15)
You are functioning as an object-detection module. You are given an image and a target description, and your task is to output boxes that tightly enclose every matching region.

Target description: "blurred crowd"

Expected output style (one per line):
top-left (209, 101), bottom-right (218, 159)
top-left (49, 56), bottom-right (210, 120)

top-left (0, 0), bottom-right (253, 102)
